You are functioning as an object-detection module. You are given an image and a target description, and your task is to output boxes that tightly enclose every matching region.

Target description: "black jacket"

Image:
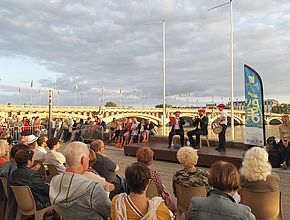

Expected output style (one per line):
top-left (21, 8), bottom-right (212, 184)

top-left (192, 115), bottom-right (209, 135)
top-left (170, 117), bottom-right (185, 132)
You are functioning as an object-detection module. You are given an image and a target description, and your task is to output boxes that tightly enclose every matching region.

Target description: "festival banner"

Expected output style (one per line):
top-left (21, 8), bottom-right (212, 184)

top-left (244, 64), bottom-right (266, 146)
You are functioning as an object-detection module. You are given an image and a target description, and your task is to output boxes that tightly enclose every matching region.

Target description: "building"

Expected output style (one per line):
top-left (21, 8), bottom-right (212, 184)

top-left (264, 99), bottom-right (279, 113)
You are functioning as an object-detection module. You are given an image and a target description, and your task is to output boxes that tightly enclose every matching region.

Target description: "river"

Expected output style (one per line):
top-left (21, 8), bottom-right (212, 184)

top-left (157, 124), bottom-right (280, 142)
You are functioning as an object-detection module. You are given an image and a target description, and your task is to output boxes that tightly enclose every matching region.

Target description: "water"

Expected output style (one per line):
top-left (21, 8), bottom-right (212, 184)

top-left (157, 124), bottom-right (280, 142)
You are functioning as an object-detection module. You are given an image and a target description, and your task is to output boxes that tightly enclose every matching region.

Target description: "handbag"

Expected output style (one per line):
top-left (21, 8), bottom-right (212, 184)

top-left (161, 189), bottom-right (177, 214)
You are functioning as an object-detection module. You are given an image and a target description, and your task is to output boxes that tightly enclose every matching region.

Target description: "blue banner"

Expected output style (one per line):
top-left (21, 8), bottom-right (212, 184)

top-left (244, 65), bottom-right (265, 146)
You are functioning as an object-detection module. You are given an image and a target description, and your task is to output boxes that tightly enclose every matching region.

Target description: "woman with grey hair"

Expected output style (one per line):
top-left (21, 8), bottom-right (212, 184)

top-left (172, 147), bottom-right (209, 196)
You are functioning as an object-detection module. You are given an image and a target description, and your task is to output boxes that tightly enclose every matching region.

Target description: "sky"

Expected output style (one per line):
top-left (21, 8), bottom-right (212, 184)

top-left (0, 0), bottom-right (289, 107)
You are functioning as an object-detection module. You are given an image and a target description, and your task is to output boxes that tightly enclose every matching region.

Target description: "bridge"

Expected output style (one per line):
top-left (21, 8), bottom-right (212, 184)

top-left (0, 104), bottom-right (285, 125)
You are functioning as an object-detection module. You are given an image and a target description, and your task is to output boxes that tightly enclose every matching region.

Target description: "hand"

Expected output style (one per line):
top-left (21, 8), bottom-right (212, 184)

top-left (105, 183), bottom-right (115, 192)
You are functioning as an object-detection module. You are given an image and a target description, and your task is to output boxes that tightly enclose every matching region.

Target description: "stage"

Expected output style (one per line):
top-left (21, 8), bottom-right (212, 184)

top-left (124, 142), bottom-right (245, 168)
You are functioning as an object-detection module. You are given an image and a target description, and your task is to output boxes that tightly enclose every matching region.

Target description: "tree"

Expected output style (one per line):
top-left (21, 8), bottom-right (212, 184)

top-left (105, 101), bottom-right (118, 107)
top-left (155, 104), bottom-right (173, 108)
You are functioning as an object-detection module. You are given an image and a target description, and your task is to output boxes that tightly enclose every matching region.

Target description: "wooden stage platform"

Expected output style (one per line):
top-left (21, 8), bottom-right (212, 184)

top-left (124, 143), bottom-right (245, 168)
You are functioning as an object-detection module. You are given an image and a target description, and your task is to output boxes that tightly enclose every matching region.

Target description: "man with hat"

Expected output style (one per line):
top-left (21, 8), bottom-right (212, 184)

top-left (187, 108), bottom-right (209, 149)
top-left (168, 111), bottom-right (185, 149)
top-left (215, 104), bottom-right (228, 152)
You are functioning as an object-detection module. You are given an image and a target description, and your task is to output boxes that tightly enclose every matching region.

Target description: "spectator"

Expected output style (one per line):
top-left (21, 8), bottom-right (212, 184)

top-left (49, 141), bottom-right (111, 219)
top-left (34, 134), bottom-right (48, 162)
top-left (11, 149), bottom-right (50, 209)
top-left (90, 140), bottom-right (127, 199)
top-left (98, 117), bottom-right (107, 132)
top-left (109, 118), bottom-right (118, 141)
top-left (22, 116), bottom-right (30, 131)
top-left (172, 147), bottom-right (209, 196)
top-left (279, 115), bottom-right (290, 169)
top-left (18, 130), bottom-right (31, 145)
top-left (136, 146), bottom-right (176, 213)
top-left (129, 117), bottom-right (140, 144)
top-left (82, 149), bottom-right (115, 193)
top-left (111, 162), bottom-right (172, 220)
top-left (240, 147), bottom-right (280, 192)
top-left (187, 161), bottom-right (255, 220)
top-left (12, 116), bottom-right (22, 142)
top-left (44, 137), bottom-right (65, 173)
top-left (138, 119), bottom-right (149, 143)
top-left (25, 134), bottom-right (38, 149)
top-left (0, 140), bottom-right (9, 167)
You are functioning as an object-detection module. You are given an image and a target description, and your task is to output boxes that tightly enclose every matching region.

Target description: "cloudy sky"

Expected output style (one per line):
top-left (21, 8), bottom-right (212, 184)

top-left (0, 0), bottom-right (289, 107)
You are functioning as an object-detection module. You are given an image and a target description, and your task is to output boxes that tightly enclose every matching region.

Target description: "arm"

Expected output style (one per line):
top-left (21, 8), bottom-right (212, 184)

top-left (179, 117), bottom-right (185, 126)
top-left (92, 183), bottom-right (111, 219)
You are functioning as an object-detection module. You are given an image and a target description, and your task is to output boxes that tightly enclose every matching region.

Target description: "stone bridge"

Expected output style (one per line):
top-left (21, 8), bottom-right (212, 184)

top-left (0, 104), bottom-right (286, 125)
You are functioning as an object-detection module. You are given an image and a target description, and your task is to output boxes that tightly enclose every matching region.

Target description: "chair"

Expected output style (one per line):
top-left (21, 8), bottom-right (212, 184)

top-left (0, 177), bottom-right (8, 220)
top-left (199, 135), bottom-right (210, 147)
top-left (11, 185), bottom-right (53, 220)
top-left (146, 182), bottom-right (159, 199)
top-left (240, 189), bottom-right (283, 220)
top-left (174, 183), bottom-right (207, 220)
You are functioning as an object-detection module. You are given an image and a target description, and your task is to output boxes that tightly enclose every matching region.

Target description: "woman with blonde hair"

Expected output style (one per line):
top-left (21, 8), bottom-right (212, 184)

top-left (240, 147), bottom-right (279, 192)
top-left (279, 115), bottom-right (290, 169)
top-left (172, 147), bottom-right (209, 196)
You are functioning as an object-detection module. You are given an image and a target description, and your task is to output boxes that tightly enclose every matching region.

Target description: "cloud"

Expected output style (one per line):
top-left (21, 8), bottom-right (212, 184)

top-left (0, 0), bottom-right (289, 106)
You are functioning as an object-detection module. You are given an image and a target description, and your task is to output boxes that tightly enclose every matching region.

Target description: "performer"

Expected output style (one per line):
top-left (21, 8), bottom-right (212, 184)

top-left (215, 104), bottom-right (227, 152)
top-left (187, 108), bottom-right (208, 148)
top-left (168, 111), bottom-right (185, 149)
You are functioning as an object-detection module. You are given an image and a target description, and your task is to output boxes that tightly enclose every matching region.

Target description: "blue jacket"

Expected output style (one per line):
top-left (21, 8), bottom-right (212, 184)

top-left (187, 189), bottom-right (256, 220)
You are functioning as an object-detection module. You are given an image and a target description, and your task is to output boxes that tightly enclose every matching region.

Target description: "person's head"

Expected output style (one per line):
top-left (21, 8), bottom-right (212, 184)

top-left (88, 149), bottom-right (97, 167)
top-left (174, 111), bottom-right (181, 118)
top-left (136, 146), bottom-right (154, 166)
top-left (177, 147), bottom-right (199, 168)
top-left (132, 117), bottom-right (137, 123)
top-left (216, 104), bottom-right (225, 111)
top-left (37, 134), bottom-right (48, 148)
top-left (10, 144), bottom-right (29, 159)
top-left (14, 149), bottom-right (34, 168)
top-left (80, 118), bottom-right (84, 124)
top-left (17, 116), bottom-right (22, 122)
top-left (90, 139), bottom-right (105, 154)
top-left (0, 140), bottom-right (9, 157)
top-left (46, 137), bottom-right (60, 150)
top-left (20, 130), bottom-right (31, 142)
top-left (64, 141), bottom-right (90, 173)
top-left (26, 135), bottom-right (38, 149)
top-left (198, 108), bottom-right (206, 116)
top-left (240, 147), bottom-right (271, 182)
top-left (281, 115), bottom-right (290, 126)
top-left (125, 162), bottom-right (150, 194)
top-left (0, 131), bottom-right (10, 140)
top-left (208, 161), bottom-right (240, 193)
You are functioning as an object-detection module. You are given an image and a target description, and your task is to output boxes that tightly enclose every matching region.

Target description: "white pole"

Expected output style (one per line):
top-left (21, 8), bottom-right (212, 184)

top-left (230, 0), bottom-right (235, 142)
top-left (74, 89), bottom-right (77, 106)
top-left (162, 19), bottom-right (166, 136)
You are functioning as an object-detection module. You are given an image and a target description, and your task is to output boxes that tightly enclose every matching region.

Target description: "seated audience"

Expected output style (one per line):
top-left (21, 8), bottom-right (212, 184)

top-left (11, 149), bottom-right (50, 209)
top-left (279, 115), bottom-right (290, 169)
top-left (82, 149), bottom-right (115, 193)
top-left (187, 161), bottom-right (255, 220)
top-left (90, 140), bottom-right (125, 199)
top-left (129, 117), bottom-right (140, 144)
top-left (111, 162), bottom-right (172, 220)
top-left (49, 141), bottom-right (111, 219)
top-left (109, 118), bottom-right (118, 141)
top-left (240, 147), bottom-right (280, 192)
top-left (44, 137), bottom-right (65, 173)
top-left (0, 140), bottom-right (9, 167)
top-left (172, 147), bottom-right (209, 196)
top-left (18, 130), bottom-right (31, 145)
top-left (26, 134), bottom-right (39, 149)
top-left (34, 134), bottom-right (48, 162)
top-left (136, 146), bottom-right (176, 213)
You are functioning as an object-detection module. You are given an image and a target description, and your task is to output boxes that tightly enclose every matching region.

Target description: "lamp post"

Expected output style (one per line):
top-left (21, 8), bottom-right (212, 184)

top-left (209, 0), bottom-right (235, 142)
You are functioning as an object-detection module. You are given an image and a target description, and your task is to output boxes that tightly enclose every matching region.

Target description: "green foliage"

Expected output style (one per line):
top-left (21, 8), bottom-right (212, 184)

top-left (271, 104), bottom-right (290, 114)
top-left (105, 101), bottom-right (118, 107)
top-left (155, 103), bottom-right (173, 108)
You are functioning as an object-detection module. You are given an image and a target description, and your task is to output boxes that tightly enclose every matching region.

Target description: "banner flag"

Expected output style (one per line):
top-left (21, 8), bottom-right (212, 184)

top-left (244, 64), bottom-right (266, 146)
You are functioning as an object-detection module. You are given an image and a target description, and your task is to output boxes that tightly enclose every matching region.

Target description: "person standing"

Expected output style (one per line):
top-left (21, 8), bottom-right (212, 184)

top-left (168, 111), bottom-right (185, 149)
top-left (187, 108), bottom-right (208, 148)
top-left (215, 104), bottom-right (227, 152)
top-left (279, 115), bottom-right (290, 169)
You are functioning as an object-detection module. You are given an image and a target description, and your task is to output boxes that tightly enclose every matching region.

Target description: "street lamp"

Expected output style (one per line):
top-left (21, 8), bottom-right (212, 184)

top-left (209, 0), bottom-right (235, 142)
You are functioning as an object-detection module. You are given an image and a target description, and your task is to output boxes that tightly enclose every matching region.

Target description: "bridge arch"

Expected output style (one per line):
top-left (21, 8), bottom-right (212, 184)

top-left (266, 117), bottom-right (282, 125)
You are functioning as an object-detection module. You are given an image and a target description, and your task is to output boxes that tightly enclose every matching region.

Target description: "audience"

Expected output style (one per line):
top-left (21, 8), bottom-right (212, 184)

top-left (49, 141), bottom-right (111, 219)
top-left (11, 149), bottom-right (50, 209)
top-left (172, 147), bottom-right (209, 196)
top-left (44, 137), bottom-right (65, 173)
top-left (279, 115), bottom-right (290, 169)
top-left (240, 147), bottom-right (280, 192)
top-left (34, 134), bottom-right (48, 162)
top-left (111, 162), bottom-right (172, 220)
top-left (136, 146), bottom-right (176, 213)
top-left (25, 134), bottom-right (39, 149)
top-left (187, 161), bottom-right (255, 220)
top-left (0, 140), bottom-right (9, 167)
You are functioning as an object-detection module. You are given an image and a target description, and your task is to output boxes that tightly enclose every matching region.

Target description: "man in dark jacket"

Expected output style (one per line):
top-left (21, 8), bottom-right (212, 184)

top-left (168, 111), bottom-right (185, 149)
top-left (187, 108), bottom-right (209, 148)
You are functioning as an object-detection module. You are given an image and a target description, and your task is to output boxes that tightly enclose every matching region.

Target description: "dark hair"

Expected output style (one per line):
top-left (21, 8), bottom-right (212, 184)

top-left (14, 149), bottom-right (34, 167)
top-left (125, 162), bottom-right (150, 194)
top-left (208, 161), bottom-right (240, 192)
top-left (90, 140), bottom-right (104, 153)
top-left (10, 144), bottom-right (29, 159)
top-left (20, 130), bottom-right (31, 136)
top-left (37, 134), bottom-right (48, 146)
top-left (136, 146), bottom-right (154, 166)
top-left (46, 137), bottom-right (60, 150)
top-left (80, 119), bottom-right (84, 123)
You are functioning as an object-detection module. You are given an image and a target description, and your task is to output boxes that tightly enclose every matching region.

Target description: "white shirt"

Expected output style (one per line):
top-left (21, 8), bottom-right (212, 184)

top-left (131, 121), bottom-right (140, 136)
top-left (219, 109), bottom-right (228, 125)
top-left (174, 118), bottom-right (181, 130)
